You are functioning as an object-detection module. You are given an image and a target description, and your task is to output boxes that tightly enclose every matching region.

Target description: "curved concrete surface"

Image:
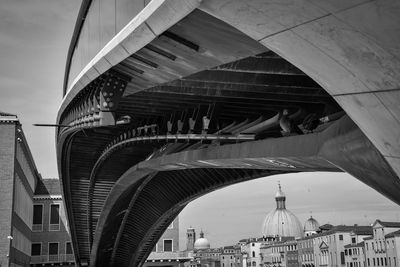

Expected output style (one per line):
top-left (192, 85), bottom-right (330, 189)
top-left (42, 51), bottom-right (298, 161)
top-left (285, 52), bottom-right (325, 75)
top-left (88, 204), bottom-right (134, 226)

top-left (199, 0), bottom-right (400, 178)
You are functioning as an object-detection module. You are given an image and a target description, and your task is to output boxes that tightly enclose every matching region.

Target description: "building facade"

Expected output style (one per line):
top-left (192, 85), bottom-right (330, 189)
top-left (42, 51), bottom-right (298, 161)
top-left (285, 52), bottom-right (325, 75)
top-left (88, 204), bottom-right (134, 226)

top-left (30, 179), bottom-right (75, 266)
top-left (0, 112), bottom-right (37, 267)
top-left (384, 230), bottom-right (400, 267)
top-left (242, 238), bottom-right (264, 267)
top-left (364, 220), bottom-right (400, 267)
top-left (344, 242), bottom-right (365, 267)
top-left (313, 225), bottom-right (372, 267)
top-left (0, 112), bottom-right (75, 267)
top-left (145, 217), bottom-right (192, 267)
top-left (220, 246), bottom-right (242, 267)
top-left (298, 236), bottom-right (315, 267)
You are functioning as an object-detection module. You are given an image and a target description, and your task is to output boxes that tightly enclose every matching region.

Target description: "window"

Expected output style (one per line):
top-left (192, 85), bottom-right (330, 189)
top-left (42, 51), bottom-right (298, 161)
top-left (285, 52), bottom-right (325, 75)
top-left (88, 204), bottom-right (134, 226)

top-left (31, 243), bottom-right (41, 256)
top-left (339, 235), bottom-right (343, 241)
top-left (252, 251), bottom-right (255, 257)
top-left (345, 250), bottom-right (348, 256)
top-left (373, 258), bottom-right (376, 266)
top-left (341, 252), bottom-right (345, 264)
top-left (381, 258), bottom-right (384, 266)
top-left (49, 243), bottom-right (59, 255)
top-left (349, 249), bottom-right (352, 256)
top-left (50, 204), bottom-right (60, 225)
top-left (66, 242), bottom-right (73, 255)
top-left (352, 238), bottom-right (356, 244)
top-left (367, 243), bottom-right (369, 250)
top-left (163, 239), bottom-right (173, 252)
top-left (33, 205), bottom-right (43, 225)
top-left (368, 258), bottom-right (370, 266)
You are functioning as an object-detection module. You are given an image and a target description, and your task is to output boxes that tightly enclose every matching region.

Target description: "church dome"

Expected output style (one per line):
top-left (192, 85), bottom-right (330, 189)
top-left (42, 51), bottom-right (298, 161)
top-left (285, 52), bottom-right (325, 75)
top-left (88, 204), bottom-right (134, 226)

top-left (194, 231), bottom-right (210, 250)
top-left (304, 216), bottom-right (320, 232)
top-left (261, 184), bottom-right (303, 238)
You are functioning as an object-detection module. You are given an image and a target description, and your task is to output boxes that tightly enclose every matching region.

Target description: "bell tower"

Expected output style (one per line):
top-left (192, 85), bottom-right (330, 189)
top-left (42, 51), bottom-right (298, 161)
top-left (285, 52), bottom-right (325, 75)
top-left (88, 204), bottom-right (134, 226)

top-left (186, 227), bottom-right (196, 251)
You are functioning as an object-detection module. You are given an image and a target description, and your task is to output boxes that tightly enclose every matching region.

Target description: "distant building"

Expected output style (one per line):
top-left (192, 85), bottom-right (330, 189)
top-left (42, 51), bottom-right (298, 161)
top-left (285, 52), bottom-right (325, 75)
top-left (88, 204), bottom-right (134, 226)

top-left (384, 229), bottom-right (400, 267)
top-left (261, 241), bottom-right (286, 267)
top-left (187, 227), bottom-right (196, 251)
top-left (363, 220), bottom-right (400, 267)
top-left (188, 231), bottom-right (221, 267)
top-left (261, 184), bottom-right (303, 239)
top-left (194, 231), bottom-right (211, 251)
top-left (285, 240), bottom-right (299, 267)
top-left (344, 242), bottom-right (365, 267)
top-left (297, 236), bottom-right (315, 267)
top-left (313, 225), bottom-right (372, 267)
top-left (304, 217), bottom-right (320, 237)
top-left (0, 112), bottom-right (75, 267)
top-left (145, 217), bottom-right (191, 267)
top-left (220, 246), bottom-right (242, 267)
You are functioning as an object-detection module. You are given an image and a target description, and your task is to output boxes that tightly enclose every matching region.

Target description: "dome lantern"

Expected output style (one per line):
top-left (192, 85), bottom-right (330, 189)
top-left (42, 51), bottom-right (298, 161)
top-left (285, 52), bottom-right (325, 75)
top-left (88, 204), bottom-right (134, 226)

top-left (275, 182), bottom-right (286, 209)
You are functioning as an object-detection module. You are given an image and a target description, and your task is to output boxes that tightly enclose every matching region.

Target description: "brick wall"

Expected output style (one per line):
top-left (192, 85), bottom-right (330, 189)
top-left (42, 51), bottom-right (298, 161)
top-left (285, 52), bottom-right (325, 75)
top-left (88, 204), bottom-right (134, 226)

top-left (0, 122), bottom-right (16, 267)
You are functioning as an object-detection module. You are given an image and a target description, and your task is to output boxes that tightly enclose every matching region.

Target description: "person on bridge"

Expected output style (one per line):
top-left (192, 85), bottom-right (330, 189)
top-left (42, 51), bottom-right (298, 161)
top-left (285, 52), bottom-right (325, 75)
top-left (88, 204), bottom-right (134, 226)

top-left (279, 109), bottom-right (303, 136)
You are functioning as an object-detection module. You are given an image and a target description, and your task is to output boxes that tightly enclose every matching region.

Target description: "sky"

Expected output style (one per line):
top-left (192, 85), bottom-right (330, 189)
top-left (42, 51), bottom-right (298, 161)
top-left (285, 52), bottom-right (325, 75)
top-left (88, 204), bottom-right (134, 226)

top-left (0, 0), bottom-right (399, 252)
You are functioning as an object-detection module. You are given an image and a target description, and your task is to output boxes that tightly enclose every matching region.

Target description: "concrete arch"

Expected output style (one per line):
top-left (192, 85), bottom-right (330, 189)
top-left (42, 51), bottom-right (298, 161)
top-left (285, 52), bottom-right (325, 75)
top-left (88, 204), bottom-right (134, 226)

top-left (89, 116), bottom-right (400, 267)
top-left (199, 0), bottom-right (400, 179)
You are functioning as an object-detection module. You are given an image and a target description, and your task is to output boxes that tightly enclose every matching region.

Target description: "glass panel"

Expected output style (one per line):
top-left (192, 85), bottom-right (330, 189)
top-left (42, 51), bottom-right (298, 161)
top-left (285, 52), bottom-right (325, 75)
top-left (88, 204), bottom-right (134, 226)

top-left (100, 0), bottom-right (116, 48)
top-left (33, 205), bottom-right (43, 224)
top-left (116, 0), bottom-right (145, 32)
top-left (49, 243), bottom-right (59, 255)
top-left (87, 0), bottom-right (101, 60)
top-left (50, 204), bottom-right (60, 224)
top-left (80, 21), bottom-right (90, 72)
top-left (31, 243), bottom-right (41, 256)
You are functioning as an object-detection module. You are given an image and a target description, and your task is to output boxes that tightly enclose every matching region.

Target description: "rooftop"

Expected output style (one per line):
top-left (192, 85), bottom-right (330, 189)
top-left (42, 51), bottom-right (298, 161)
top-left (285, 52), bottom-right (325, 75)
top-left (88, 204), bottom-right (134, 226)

top-left (35, 178), bottom-right (62, 195)
top-left (375, 220), bottom-right (400, 228)
top-left (385, 230), bottom-right (400, 238)
top-left (0, 111), bottom-right (18, 122)
top-left (0, 111), bottom-right (16, 116)
top-left (299, 225), bottom-right (372, 240)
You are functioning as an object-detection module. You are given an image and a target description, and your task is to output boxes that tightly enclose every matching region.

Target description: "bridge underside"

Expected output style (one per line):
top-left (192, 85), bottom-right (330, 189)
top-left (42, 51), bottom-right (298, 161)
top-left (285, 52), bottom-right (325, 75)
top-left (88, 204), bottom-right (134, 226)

top-left (57, 2), bottom-right (400, 267)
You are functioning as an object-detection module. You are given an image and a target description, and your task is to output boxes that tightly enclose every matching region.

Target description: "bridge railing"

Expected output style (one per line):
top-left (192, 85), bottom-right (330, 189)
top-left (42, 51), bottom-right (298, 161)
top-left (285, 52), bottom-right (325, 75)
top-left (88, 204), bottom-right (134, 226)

top-left (65, 0), bottom-right (148, 95)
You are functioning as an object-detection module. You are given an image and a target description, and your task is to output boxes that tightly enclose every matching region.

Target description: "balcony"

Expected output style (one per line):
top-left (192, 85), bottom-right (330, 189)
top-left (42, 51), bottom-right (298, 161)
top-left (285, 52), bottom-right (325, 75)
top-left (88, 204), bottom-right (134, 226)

top-left (30, 254), bottom-right (75, 264)
top-left (49, 223), bottom-right (60, 231)
top-left (32, 224), bottom-right (43, 232)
